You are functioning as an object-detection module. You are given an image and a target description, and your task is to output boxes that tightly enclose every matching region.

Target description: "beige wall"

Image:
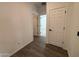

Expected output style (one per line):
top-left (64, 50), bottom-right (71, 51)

top-left (0, 3), bottom-right (34, 56)
top-left (69, 3), bottom-right (79, 56)
top-left (32, 3), bottom-right (39, 36)
top-left (33, 14), bottom-right (38, 36)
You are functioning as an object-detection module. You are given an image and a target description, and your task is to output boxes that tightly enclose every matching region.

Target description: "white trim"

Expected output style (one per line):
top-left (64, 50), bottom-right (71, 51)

top-left (9, 39), bottom-right (33, 57)
top-left (0, 39), bottom-right (33, 57)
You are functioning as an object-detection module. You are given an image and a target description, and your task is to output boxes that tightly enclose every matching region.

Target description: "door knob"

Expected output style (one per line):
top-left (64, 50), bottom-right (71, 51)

top-left (49, 29), bottom-right (52, 31)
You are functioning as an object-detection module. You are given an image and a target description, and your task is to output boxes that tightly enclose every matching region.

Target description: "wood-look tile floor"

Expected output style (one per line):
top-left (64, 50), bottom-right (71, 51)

top-left (11, 36), bottom-right (68, 57)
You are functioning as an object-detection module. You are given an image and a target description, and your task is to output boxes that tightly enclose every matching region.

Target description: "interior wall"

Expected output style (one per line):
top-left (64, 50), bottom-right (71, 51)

top-left (32, 3), bottom-right (40, 36)
top-left (33, 14), bottom-right (38, 36)
top-left (69, 3), bottom-right (79, 56)
top-left (0, 3), bottom-right (34, 56)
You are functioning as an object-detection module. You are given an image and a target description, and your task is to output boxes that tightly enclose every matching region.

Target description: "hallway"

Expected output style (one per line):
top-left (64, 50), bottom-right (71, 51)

top-left (11, 36), bottom-right (68, 57)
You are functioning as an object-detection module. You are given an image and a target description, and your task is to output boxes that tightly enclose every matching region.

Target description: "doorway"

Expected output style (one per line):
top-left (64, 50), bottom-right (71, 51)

top-left (40, 15), bottom-right (46, 37)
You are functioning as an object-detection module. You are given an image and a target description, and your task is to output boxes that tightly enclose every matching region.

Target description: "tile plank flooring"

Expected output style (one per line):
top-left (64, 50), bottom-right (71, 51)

top-left (11, 36), bottom-right (68, 57)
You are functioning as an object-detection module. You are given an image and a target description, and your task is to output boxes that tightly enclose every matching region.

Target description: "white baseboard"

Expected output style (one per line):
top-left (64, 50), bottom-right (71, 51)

top-left (0, 39), bottom-right (33, 57)
top-left (0, 53), bottom-right (12, 57)
top-left (9, 39), bottom-right (33, 57)
top-left (67, 50), bottom-right (71, 57)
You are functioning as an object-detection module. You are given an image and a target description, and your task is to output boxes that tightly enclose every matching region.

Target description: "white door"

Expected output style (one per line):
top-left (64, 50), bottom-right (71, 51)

top-left (48, 8), bottom-right (66, 48)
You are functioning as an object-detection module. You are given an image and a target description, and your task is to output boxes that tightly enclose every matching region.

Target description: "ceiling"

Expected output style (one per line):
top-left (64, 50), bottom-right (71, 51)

top-left (33, 2), bottom-right (46, 8)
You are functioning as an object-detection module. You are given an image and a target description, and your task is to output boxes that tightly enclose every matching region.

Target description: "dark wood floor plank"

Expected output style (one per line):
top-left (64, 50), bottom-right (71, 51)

top-left (11, 36), bottom-right (68, 57)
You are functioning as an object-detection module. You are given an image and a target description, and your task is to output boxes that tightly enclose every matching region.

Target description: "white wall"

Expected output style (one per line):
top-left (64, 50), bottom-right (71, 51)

top-left (0, 3), bottom-right (34, 57)
top-left (69, 3), bottom-right (79, 56)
